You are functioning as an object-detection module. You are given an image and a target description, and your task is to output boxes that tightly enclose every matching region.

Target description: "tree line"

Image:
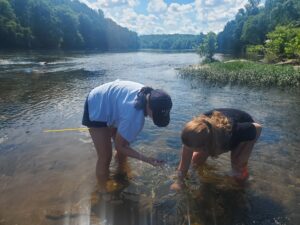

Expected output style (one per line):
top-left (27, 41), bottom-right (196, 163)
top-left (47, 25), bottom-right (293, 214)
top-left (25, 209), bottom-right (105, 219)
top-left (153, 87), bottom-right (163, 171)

top-left (0, 0), bottom-right (299, 61)
top-left (216, 0), bottom-right (300, 62)
top-left (0, 0), bottom-right (139, 50)
top-left (136, 0), bottom-right (300, 63)
top-left (139, 34), bottom-right (205, 50)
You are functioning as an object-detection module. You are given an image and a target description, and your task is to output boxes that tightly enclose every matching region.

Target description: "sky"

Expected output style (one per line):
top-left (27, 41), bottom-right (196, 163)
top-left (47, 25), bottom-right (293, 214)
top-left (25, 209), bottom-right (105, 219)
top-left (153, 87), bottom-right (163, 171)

top-left (79, 0), bottom-right (250, 35)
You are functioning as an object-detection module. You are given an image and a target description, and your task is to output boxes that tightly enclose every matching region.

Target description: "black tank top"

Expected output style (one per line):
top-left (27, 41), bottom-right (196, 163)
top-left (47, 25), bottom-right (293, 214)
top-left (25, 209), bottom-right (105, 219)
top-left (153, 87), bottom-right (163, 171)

top-left (204, 108), bottom-right (256, 150)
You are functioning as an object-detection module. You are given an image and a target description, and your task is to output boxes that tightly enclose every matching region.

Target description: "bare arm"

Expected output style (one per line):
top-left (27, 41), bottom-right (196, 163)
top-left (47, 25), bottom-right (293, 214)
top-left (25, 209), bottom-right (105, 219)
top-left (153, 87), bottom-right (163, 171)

top-left (177, 145), bottom-right (194, 178)
top-left (170, 145), bottom-right (193, 190)
top-left (115, 132), bottom-right (163, 166)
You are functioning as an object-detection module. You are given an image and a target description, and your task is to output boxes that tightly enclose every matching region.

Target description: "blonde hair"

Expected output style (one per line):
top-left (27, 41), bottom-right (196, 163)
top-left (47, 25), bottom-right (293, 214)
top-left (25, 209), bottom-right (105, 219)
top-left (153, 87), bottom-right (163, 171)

top-left (181, 111), bottom-right (232, 157)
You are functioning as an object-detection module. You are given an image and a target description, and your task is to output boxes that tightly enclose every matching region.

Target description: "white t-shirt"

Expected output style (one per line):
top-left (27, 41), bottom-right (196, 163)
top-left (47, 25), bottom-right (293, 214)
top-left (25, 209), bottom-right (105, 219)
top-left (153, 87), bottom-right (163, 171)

top-left (87, 80), bottom-right (145, 143)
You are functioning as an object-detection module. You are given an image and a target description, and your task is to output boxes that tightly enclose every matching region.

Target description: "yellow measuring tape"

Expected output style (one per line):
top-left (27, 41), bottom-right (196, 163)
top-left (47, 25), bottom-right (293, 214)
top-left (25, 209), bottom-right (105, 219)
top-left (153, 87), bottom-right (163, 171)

top-left (44, 128), bottom-right (89, 133)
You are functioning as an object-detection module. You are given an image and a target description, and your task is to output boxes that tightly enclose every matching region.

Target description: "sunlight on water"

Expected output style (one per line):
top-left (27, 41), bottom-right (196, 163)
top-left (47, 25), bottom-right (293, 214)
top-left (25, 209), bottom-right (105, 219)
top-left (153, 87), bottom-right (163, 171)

top-left (0, 51), bottom-right (299, 225)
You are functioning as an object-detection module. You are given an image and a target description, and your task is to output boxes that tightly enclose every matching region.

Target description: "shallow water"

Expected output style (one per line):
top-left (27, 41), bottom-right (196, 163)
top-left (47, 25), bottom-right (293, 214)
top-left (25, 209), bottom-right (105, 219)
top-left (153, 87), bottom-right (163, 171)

top-left (0, 51), bottom-right (299, 225)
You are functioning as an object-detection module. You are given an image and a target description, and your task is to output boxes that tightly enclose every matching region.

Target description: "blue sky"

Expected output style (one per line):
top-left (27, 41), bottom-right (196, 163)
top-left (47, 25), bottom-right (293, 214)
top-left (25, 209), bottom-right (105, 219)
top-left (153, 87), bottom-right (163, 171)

top-left (79, 0), bottom-right (250, 35)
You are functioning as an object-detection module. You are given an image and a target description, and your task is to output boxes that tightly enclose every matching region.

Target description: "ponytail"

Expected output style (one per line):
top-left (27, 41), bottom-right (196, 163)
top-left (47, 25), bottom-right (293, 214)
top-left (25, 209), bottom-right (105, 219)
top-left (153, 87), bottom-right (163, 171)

top-left (134, 86), bottom-right (153, 115)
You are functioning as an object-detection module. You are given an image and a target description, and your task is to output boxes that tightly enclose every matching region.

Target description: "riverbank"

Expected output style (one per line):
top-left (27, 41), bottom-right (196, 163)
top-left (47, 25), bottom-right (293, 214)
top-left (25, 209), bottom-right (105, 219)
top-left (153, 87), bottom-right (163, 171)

top-left (179, 60), bottom-right (300, 89)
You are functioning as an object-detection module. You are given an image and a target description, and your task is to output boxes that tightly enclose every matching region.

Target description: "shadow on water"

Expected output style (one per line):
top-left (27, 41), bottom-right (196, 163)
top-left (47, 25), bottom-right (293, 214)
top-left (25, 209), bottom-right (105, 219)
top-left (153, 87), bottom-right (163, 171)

top-left (42, 166), bottom-right (152, 225)
top-left (41, 164), bottom-right (289, 225)
top-left (89, 178), bottom-right (145, 225)
top-left (153, 166), bottom-right (289, 225)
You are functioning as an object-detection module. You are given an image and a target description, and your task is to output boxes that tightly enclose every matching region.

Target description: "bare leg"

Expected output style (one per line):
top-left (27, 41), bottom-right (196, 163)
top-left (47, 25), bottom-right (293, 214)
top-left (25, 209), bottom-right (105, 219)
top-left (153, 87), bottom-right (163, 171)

top-left (191, 151), bottom-right (209, 167)
top-left (89, 127), bottom-right (113, 190)
top-left (231, 141), bottom-right (254, 181)
top-left (115, 151), bottom-right (129, 173)
top-left (231, 123), bottom-right (262, 182)
top-left (111, 128), bottom-right (128, 173)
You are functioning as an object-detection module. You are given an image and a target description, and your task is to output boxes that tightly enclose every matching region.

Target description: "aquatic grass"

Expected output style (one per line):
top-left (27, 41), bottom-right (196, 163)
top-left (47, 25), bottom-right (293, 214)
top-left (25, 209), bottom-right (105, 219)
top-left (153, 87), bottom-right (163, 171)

top-left (179, 61), bottom-right (300, 89)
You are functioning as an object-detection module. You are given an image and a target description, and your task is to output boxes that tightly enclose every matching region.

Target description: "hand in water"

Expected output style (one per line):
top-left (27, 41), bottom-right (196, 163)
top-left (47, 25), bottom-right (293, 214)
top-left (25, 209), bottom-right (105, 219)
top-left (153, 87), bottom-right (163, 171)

top-left (147, 157), bottom-right (165, 166)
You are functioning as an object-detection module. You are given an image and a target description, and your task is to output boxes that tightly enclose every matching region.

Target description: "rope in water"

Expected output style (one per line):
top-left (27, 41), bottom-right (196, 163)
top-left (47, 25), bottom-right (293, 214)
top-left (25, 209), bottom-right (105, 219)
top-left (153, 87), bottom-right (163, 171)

top-left (43, 128), bottom-right (89, 132)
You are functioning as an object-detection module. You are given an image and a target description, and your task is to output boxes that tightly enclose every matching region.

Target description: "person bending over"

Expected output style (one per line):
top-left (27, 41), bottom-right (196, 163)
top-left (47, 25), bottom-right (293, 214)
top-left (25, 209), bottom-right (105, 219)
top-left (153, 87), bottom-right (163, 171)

top-left (171, 108), bottom-right (262, 191)
top-left (82, 80), bottom-right (172, 190)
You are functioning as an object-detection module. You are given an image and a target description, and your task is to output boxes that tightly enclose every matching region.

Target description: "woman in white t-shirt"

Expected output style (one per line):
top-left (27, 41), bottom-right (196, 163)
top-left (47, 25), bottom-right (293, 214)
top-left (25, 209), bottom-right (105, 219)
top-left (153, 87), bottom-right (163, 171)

top-left (82, 80), bottom-right (172, 190)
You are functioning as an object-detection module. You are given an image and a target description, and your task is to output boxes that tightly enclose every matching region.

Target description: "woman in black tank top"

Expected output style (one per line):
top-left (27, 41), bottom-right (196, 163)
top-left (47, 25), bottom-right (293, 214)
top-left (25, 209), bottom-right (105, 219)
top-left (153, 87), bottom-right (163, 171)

top-left (171, 108), bottom-right (262, 191)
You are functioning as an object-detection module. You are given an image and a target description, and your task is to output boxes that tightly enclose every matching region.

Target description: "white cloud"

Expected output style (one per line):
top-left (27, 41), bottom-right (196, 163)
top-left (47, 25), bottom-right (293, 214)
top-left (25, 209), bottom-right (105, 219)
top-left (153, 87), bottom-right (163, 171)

top-left (112, 8), bottom-right (162, 34)
top-left (205, 0), bottom-right (217, 6)
top-left (194, 0), bottom-right (248, 25)
top-left (159, 3), bottom-right (197, 34)
top-left (168, 3), bottom-right (193, 14)
top-left (79, 0), bottom-right (249, 34)
top-left (81, 0), bottom-right (139, 9)
top-left (147, 0), bottom-right (167, 13)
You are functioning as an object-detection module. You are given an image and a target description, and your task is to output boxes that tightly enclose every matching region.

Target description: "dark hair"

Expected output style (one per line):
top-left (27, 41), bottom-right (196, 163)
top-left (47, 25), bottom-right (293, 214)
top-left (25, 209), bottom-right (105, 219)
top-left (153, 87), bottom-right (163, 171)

top-left (134, 86), bottom-right (153, 115)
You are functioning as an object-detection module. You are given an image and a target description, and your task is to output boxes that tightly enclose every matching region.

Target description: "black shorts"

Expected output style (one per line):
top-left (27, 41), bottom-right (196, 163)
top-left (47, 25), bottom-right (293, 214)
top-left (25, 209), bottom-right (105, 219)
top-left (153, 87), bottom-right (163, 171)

top-left (82, 98), bottom-right (107, 128)
top-left (230, 122), bottom-right (257, 149)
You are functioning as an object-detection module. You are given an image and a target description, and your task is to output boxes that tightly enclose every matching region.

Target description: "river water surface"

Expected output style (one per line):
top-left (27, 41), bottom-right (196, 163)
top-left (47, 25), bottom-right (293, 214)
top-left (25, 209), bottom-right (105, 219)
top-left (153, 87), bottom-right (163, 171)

top-left (0, 51), bottom-right (299, 225)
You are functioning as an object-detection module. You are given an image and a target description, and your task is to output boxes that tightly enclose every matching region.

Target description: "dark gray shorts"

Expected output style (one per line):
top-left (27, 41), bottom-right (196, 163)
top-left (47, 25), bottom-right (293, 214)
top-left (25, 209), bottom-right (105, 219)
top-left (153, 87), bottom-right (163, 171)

top-left (82, 98), bottom-right (107, 128)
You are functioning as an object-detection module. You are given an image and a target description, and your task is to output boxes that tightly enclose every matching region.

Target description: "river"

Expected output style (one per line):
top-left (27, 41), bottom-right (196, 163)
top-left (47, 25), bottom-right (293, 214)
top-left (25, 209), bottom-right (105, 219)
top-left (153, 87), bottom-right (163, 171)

top-left (0, 51), bottom-right (299, 225)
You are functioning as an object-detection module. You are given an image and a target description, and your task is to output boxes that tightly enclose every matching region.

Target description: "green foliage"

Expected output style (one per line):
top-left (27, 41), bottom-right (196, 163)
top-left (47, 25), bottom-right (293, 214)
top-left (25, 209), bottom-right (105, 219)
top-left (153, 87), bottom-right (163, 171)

top-left (0, 0), bottom-right (33, 48)
top-left (30, 1), bottom-right (63, 48)
top-left (56, 7), bottom-right (83, 49)
top-left (285, 32), bottom-right (300, 58)
top-left (241, 14), bottom-right (267, 45)
top-left (0, 0), bottom-right (139, 50)
top-left (246, 44), bottom-right (264, 55)
top-left (265, 26), bottom-right (300, 62)
top-left (0, 0), bottom-right (15, 19)
top-left (217, 0), bottom-right (300, 57)
top-left (265, 0), bottom-right (300, 30)
top-left (106, 19), bottom-right (139, 50)
top-left (179, 61), bottom-right (300, 89)
top-left (197, 32), bottom-right (217, 62)
top-left (245, 0), bottom-right (261, 16)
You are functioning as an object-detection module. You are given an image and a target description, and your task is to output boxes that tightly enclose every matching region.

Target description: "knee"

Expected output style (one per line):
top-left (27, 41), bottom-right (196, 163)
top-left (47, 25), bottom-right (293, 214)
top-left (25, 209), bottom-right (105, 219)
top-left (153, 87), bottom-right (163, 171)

top-left (191, 151), bottom-right (208, 165)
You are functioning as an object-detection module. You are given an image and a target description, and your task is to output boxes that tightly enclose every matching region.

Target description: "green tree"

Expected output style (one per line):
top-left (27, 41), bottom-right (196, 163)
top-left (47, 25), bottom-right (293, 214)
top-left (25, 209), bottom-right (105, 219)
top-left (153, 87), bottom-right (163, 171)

top-left (0, 0), bottom-right (14, 19)
top-left (265, 26), bottom-right (300, 62)
top-left (217, 8), bottom-right (247, 55)
top-left (30, 1), bottom-right (62, 48)
top-left (0, 0), bottom-right (32, 48)
top-left (245, 0), bottom-right (261, 16)
top-left (265, 0), bottom-right (300, 31)
top-left (285, 31), bottom-right (300, 58)
top-left (241, 14), bottom-right (267, 45)
top-left (56, 8), bottom-right (83, 49)
top-left (217, 0), bottom-right (300, 56)
top-left (0, 0), bottom-right (139, 50)
top-left (197, 32), bottom-right (217, 62)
